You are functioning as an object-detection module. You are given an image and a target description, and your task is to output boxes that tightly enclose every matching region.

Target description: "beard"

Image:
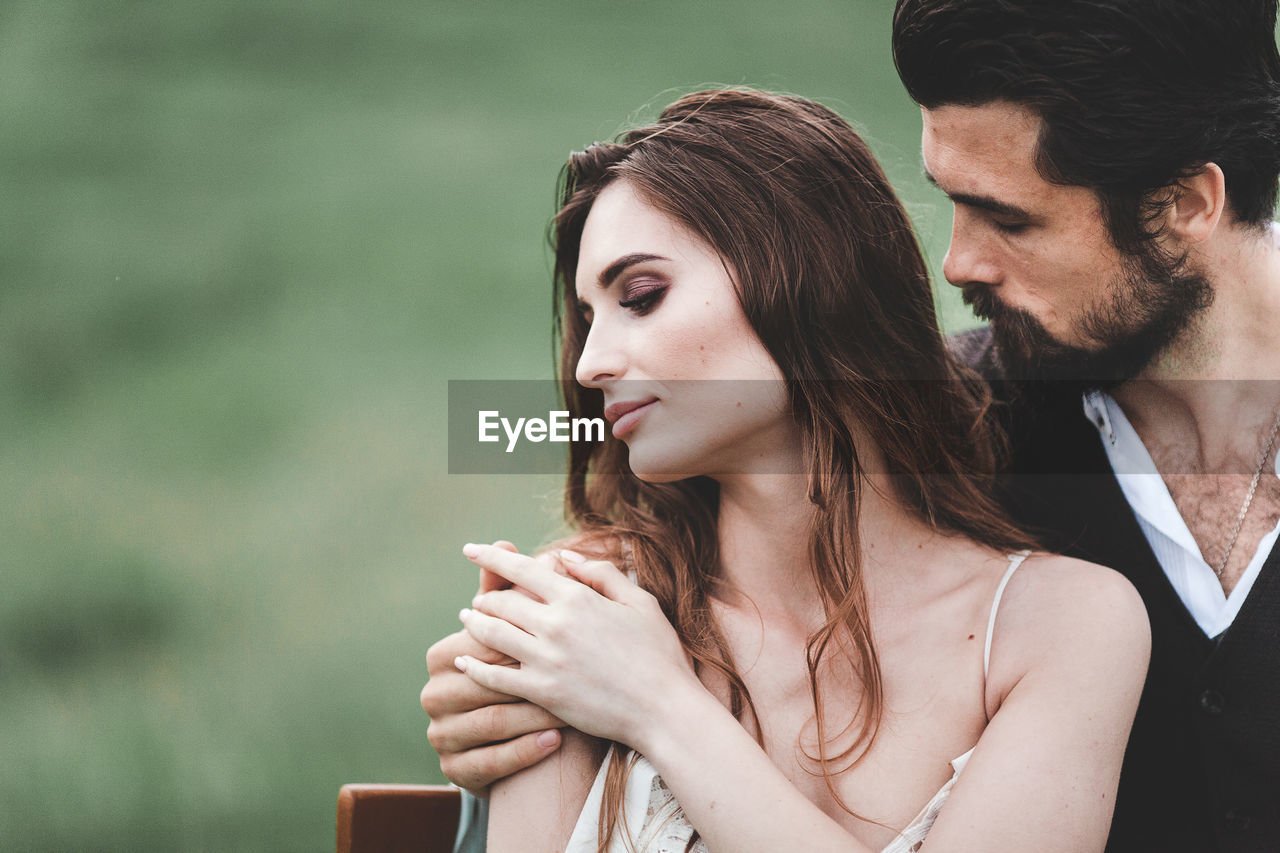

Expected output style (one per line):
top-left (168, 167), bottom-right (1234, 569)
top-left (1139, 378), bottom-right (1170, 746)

top-left (963, 246), bottom-right (1213, 389)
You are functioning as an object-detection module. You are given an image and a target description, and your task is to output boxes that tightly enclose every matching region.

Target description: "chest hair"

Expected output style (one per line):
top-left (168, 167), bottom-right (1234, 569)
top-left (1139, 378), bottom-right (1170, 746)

top-left (1145, 436), bottom-right (1280, 593)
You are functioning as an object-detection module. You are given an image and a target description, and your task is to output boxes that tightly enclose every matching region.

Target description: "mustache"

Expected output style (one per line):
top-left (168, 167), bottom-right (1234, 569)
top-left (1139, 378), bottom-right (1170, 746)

top-left (961, 284), bottom-right (1061, 365)
top-left (961, 284), bottom-right (1003, 321)
top-left (962, 285), bottom-right (1044, 337)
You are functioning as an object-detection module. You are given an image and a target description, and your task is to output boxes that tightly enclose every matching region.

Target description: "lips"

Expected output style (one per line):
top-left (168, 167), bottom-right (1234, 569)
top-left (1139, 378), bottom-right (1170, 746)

top-left (603, 398), bottom-right (657, 439)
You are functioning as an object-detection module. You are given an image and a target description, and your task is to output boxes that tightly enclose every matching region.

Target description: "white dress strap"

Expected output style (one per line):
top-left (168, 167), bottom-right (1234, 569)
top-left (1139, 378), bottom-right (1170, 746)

top-left (984, 550), bottom-right (1031, 680)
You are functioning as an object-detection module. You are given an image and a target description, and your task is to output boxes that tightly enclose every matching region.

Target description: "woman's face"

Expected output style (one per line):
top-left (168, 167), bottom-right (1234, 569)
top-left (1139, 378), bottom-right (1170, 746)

top-left (573, 181), bottom-right (798, 482)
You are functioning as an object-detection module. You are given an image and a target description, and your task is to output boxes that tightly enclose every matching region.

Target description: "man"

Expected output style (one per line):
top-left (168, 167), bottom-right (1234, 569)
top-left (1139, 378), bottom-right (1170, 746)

top-left (422, 1), bottom-right (1280, 849)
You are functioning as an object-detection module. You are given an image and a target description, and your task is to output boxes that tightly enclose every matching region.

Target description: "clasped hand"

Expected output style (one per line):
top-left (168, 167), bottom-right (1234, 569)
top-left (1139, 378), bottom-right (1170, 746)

top-left (455, 542), bottom-right (697, 749)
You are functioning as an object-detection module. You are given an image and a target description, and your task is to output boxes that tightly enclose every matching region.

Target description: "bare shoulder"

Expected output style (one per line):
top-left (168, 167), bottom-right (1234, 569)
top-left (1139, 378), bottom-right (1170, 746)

top-left (1010, 553), bottom-right (1147, 621)
top-left (987, 553), bottom-right (1151, 698)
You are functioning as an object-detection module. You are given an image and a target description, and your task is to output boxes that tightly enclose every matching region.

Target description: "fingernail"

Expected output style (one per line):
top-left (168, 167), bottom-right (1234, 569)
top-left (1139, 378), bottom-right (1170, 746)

top-left (453, 656), bottom-right (468, 672)
top-left (560, 549), bottom-right (586, 564)
top-left (471, 594), bottom-right (483, 608)
top-left (462, 543), bottom-right (481, 558)
top-left (536, 730), bottom-right (559, 748)
top-left (459, 608), bottom-right (472, 623)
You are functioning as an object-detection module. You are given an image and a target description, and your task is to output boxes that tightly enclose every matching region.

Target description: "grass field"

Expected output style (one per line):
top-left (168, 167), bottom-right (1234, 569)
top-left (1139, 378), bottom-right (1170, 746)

top-left (2, 2), bottom-right (977, 849)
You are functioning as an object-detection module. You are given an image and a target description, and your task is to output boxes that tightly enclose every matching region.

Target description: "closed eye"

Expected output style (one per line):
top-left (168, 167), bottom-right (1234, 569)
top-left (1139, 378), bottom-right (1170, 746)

top-left (992, 220), bottom-right (1028, 235)
top-left (986, 211), bottom-right (1031, 235)
top-left (618, 280), bottom-right (667, 314)
top-left (619, 287), bottom-right (665, 313)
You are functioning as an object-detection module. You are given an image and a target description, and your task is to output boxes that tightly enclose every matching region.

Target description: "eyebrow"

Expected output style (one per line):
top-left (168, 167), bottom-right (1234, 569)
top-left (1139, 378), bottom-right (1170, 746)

top-left (576, 252), bottom-right (671, 316)
top-left (923, 170), bottom-right (1034, 220)
top-left (597, 252), bottom-right (670, 289)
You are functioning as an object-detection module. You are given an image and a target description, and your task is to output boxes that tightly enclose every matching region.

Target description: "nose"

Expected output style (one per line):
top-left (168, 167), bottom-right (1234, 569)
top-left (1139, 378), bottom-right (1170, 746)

top-left (941, 208), bottom-right (1003, 290)
top-left (574, 320), bottom-right (625, 387)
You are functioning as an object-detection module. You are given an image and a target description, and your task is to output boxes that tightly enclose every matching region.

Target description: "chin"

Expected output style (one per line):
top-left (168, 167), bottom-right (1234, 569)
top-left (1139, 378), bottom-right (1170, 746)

top-left (629, 469), bottom-right (691, 484)
top-left (623, 439), bottom-right (708, 483)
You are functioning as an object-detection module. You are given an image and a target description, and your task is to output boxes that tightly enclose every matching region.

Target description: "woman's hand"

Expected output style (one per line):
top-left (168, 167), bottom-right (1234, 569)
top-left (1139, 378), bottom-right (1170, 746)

top-left (453, 542), bottom-right (701, 751)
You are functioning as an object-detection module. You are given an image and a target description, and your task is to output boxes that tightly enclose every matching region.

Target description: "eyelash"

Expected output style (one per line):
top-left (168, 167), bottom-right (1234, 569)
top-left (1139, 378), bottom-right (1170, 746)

top-left (992, 219), bottom-right (1027, 235)
top-left (577, 279), bottom-right (668, 325)
top-left (618, 283), bottom-right (666, 314)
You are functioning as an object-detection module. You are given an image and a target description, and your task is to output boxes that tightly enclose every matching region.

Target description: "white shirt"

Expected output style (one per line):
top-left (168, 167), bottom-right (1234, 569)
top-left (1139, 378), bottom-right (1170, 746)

top-left (1083, 391), bottom-right (1280, 638)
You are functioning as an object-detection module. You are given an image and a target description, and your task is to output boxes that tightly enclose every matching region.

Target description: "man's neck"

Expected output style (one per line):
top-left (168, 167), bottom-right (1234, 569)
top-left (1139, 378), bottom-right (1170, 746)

top-left (1106, 221), bottom-right (1280, 592)
top-left (1114, 220), bottom-right (1280, 462)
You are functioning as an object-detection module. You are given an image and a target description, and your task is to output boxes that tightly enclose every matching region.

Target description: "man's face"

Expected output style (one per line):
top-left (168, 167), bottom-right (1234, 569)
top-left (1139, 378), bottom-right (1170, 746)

top-left (920, 101), bottom-right (1209, 383)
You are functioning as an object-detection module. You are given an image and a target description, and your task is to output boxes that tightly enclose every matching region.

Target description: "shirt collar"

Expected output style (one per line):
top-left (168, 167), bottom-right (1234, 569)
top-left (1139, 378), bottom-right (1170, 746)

top-left (1082, 390), bottom-right (1205, 557)
top-left (1082, 391), bottom-right (1116, 447)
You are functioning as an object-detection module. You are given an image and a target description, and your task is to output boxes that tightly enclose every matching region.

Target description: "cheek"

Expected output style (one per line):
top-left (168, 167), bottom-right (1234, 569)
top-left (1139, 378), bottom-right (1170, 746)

top-left (1054, 260), bottom-right (1117, 315)
top-left (1013, 245), bottom-right (1091, 310)
top-left (1053, 219), bottom-right (1122, 306)
top-left (640, 280), bottom-right (780, 381)
top-left (646, 302), bottom-right (742, 376)
top-left (693, 307), bottom-right (780, 380)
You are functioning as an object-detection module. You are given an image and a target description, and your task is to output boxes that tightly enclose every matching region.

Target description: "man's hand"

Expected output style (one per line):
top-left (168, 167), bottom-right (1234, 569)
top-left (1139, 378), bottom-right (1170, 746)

top-left (422, 540), bottom-right (566, 796)
top-left (422, 539), bottom-right (567, 795)
top-left (422, 630), bottom-right (565, 795)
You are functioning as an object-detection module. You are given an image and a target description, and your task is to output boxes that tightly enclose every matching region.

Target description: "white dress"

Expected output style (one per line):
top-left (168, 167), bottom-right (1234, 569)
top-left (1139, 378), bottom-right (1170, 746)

top-left (563, 551), bottom-right (1030, 853)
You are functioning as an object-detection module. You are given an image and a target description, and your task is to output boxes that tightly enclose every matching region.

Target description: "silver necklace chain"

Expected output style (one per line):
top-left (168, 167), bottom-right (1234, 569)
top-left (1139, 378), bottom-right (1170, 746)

top-left (1215, 405), bottom-right (1280, 578)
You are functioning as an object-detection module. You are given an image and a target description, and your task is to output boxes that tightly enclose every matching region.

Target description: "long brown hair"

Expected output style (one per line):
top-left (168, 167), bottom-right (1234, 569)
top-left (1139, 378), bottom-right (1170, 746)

top-left (549, 88), bottom-right (1035, 850)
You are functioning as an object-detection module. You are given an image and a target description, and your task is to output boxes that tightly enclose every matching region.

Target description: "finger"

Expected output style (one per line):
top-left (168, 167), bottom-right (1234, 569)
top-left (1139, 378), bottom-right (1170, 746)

top-left (507, 551), bottom-right (559, 600)
top-left (534, 548), bottom-right (573, 578)
top-left (426, 629), bottom-right (515, 674)
top-left (437, 728), bottom-right (563, 795)
top-left (480, 541), bottom-right (519, 593)
top-left (463, 542), bottom-right (566, 600)
top-left (472, 589), bottom-right (547, 635)
top-left (455, 653), bottom-right (529, 698)
top-left (420, 667), bottom-right (526, 719)
top-left (480, 568), bottom-right (512, 593)
top-left (558, 550), bottom-right (638, 602)
top-left (461, 608), bottom-right (538, 662)
top-left (426, 696), bottom-right (564, 754)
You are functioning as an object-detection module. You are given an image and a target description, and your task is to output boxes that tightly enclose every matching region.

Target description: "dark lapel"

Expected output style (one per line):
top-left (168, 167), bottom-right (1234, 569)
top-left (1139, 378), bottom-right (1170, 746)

top-left (1213, 531), bottom-right (1280, 656)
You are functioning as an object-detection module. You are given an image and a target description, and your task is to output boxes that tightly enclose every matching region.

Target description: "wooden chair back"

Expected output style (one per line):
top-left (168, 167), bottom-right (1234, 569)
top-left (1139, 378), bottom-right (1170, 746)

top-left (336, 784), bottom-right (461, 853)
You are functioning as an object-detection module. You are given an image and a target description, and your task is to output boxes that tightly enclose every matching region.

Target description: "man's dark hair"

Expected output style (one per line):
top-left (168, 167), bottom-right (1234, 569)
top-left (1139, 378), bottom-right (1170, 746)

top-left (892, 0), bottom-right (1280, 252)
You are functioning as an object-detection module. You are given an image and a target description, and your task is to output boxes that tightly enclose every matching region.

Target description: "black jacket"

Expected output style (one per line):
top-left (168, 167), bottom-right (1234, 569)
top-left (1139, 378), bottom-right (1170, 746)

top-left (952, 327), bottom-right (1280, 853)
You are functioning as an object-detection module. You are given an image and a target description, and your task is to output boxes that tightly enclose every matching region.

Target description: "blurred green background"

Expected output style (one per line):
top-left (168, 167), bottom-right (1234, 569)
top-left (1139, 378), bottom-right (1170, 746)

top-left (2, 1), bottom-right (974, 849)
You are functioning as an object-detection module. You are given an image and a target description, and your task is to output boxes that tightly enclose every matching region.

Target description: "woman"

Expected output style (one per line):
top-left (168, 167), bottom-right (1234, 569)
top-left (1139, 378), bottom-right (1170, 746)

top-left (451, 89), bottom-right (1149, 852)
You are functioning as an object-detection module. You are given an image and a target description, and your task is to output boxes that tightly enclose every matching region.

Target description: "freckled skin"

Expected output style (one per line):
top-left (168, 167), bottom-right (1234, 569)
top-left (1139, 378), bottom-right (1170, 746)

top-left (574, 181), bottom-right (801, 481)
top-left (921, 102), bottom-right (1133, 349)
